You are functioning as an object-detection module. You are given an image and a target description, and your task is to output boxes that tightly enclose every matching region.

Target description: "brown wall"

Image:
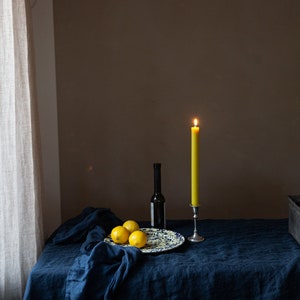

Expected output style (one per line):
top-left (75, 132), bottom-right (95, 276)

top-left (53, 0), bottom-right (300, 222)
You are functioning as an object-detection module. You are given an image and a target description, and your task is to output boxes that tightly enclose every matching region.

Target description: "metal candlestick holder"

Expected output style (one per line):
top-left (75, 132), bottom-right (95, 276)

top-left (188, 205), bottom-right (204, 242)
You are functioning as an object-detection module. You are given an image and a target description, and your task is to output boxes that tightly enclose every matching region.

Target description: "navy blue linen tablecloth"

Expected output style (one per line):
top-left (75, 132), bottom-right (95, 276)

top-left (24, 209), bottom-right (300, 300)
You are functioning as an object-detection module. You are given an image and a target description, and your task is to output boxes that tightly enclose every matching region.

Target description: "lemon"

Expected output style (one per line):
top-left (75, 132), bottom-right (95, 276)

top-left (123, 220), bottom-right (140, 234)
top-left (129, 230), bottom-right (147, 248)
top-left (111, 226), bottom-right (129, 244)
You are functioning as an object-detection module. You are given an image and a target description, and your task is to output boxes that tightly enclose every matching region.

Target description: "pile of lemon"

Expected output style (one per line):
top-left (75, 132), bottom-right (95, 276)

top-left (111, 220), bottom-right (147, 249)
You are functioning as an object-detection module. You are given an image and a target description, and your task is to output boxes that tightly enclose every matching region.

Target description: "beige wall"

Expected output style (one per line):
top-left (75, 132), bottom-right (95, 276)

top-left (53, 0), bottom-right (300, 222)
top-left (32, 0), bottom-right (61, 237)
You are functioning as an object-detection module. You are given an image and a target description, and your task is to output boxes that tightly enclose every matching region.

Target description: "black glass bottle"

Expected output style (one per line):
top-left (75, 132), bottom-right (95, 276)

top-left (150, 163), bottom-right (166, 229)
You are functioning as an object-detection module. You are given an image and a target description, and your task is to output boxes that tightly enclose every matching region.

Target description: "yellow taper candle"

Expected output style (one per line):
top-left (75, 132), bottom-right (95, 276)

top-left (191, 118), bottom-right (199, 207)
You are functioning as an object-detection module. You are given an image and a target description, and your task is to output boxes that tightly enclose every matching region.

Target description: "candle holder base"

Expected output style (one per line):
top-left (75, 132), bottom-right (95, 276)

top-left (188, 205), bottom-right (204, 243)
top-left (188, 232), bottom-right (204, 242)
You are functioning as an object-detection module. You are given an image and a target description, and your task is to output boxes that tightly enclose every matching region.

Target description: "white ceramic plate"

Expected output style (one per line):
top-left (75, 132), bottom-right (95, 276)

top-left (104, 228), bottom-right (185, 253)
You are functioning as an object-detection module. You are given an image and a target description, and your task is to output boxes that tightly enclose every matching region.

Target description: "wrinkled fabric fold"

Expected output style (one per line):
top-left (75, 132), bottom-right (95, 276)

top-left (49, 207), bottom-right (122, 245)
top-left (65, 242), bottom-right (141, 300)
top-left (47, 207), bottom-right (142, 300)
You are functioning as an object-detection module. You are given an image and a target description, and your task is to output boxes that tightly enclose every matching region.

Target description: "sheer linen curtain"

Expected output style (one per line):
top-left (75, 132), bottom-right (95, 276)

top-left (0, 0), bottom-right (44, 299)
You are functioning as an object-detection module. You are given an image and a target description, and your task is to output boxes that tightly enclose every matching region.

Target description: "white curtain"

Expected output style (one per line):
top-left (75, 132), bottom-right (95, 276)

top-left (0, 0), bottom-right (44, 299)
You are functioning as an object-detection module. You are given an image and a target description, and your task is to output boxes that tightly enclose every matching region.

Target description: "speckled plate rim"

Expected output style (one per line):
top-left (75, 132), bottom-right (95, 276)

top-left (104, 228), bottom-right (185, 253)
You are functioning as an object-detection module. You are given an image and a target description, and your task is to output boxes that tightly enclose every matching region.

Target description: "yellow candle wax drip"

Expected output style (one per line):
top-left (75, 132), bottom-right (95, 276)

top-left (191, 119), bottom-right (199, 207)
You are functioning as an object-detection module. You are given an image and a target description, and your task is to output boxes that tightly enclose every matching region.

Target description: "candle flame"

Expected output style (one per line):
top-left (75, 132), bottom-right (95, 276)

top-left (193, 118), bottom-right (199, 127)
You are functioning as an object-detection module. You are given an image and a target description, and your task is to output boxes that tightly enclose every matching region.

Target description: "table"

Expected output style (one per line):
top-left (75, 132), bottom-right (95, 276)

top-left (24, 208), bottom-right (300, 300)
